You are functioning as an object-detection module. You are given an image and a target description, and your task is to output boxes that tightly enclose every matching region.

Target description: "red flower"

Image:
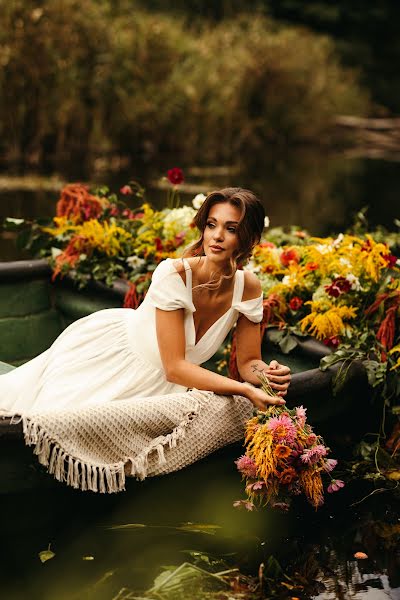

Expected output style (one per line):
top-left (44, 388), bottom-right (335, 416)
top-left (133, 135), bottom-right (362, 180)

top-left (325, 276), bottom-right (351, 298)
top-left (305, 262), bottom-right (319, 271)
top-left (383, 253), bottom-right (397, 268)
top-left (155, 238), bottom-right (164, 251)
top-left (167, 167), bottom-right (184, 185)
top-left (323, 336), bottom-right (341, 348)
top-left (122, 208), bottom-right (135, 219)
top-left (120, 185), bottom-right (133, 195)
top-left (109, 205), bottom-right (119, 217)
top-left (259, 241), bottom-right (276, 248)
top-left (289, 296), bottom-right (303, 311)
top-left (280, 248), bottom-right (300, 266)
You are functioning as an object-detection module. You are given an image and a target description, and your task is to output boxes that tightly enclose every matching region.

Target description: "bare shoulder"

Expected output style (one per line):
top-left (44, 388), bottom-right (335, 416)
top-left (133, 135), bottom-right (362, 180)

top-left (242, 269), bottom-right (262, 301)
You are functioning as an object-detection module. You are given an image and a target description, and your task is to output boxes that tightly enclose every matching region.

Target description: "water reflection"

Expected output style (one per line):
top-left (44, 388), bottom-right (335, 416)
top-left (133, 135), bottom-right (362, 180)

top-left (1, 150), bottom-right (400, 261)
top-left (1, 442), bottom-right (399, 599)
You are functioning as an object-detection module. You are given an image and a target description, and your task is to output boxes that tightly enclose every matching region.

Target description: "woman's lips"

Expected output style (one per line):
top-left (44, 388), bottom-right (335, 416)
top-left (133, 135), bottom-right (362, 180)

top-left (210, 245), bottom-right (224, 252)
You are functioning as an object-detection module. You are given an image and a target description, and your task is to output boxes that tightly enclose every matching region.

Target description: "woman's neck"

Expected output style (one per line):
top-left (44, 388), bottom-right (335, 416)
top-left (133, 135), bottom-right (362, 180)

top-left (194, 256), bottom-right (235, 288)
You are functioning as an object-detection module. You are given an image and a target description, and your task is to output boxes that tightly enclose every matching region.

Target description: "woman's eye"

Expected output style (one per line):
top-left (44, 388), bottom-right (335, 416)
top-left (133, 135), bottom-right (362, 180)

top-left (206, 222), bottom-right (215, 228)
top-left (228, 227), bottom-right (237, 233)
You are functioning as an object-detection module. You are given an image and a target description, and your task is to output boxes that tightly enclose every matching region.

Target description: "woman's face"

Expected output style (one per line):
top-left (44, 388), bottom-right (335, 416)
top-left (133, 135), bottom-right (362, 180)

top-left (203, 201), bottom-right (241, 264)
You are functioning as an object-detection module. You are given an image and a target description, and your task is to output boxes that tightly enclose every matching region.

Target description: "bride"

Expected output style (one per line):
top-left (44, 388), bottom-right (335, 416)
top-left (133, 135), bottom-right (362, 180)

top-left (0, 187), bottom-right (290, 416)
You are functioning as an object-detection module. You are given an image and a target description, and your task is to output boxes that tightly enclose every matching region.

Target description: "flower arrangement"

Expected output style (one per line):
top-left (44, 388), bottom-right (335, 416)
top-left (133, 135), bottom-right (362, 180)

top-left (234, 370), bottom-right (343, 511)
top-left (3, 172), bottom-right (400, 406)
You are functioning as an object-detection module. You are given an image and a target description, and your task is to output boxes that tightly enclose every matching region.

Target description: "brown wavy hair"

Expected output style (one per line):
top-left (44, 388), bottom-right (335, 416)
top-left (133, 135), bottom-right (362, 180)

top-left (183, 187), bottom-right (265, 289)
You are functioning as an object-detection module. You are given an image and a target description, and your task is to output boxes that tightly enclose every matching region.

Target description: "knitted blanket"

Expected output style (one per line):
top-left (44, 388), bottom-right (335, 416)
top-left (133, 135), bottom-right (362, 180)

top-left (18, 390), bottom-right (253, 493)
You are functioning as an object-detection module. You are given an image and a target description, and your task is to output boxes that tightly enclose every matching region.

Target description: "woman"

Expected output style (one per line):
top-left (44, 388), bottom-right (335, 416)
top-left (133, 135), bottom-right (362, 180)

top-left (0, 187), bottom-right (290, 416)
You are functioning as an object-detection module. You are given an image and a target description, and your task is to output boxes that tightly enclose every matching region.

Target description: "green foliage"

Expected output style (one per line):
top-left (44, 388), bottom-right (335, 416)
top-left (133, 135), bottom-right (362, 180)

top-left (0, 2), bottom-right (369, 169)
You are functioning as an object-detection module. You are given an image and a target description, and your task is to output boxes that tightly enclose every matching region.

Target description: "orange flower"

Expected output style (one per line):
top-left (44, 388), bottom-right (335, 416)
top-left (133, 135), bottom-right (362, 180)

top-left (305, 262), bottom-right (319, 271)
top-left (278, 467), bottom-right (297, 484)
top-left (280, 247), bottom-right (300, 266)
top-left (274, 444), bottom-right (292, 459)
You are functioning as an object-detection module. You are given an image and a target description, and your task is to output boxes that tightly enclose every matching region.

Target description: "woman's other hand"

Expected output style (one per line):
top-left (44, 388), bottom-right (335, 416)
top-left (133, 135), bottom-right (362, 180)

top-left (245, 385), bottom-right (286, 410)
top-left (263, 360), bottom-right (291, 397)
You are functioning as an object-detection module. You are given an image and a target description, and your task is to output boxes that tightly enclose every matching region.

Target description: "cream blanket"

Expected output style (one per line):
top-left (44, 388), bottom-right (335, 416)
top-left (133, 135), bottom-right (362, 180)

top-left (18, 390), bottom-right (253, 493)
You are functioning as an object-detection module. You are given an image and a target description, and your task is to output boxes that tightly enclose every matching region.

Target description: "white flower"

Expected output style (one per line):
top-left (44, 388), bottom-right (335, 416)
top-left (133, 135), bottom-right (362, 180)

top-left (245, 259), bottom-right (261, 273)
top-left (163, 206), bottom-right (196, 239)
top-left (126, 255), bottom-right (146, 269)
top-left (333, 233), bottom-right (344, 248)
top-left (264, 216), bottom-right (270, 228)
top-left (315, 244), bottom-right (332, 255)
top-left (339, 258), bottom-right (352, 268)
top-left (51, 247), bottom-right (62, 259)
top-left (282, 275), bottom-right (291, 286)
top-left (345, 273), bottom-right (362, 291)
top-left (192, 193), bottom-right (206, 209)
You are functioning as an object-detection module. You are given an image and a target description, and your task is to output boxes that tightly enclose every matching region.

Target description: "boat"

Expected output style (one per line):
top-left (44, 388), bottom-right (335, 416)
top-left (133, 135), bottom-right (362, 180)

top-left (0, 259), bottom-right (371, 493)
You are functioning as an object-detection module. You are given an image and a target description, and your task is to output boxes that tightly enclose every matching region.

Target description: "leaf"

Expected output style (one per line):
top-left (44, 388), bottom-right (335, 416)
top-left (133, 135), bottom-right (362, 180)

top-left (4, 217), bottom-right (25, 227)
top-left (263, 555), bottom-right (284, 579)
top-left (108, 523), bottom-right (147, 530)
top-left (177, 523), bottom-right (222, 535)
top-left (384, 470), bottom-right (400, 481)
top-left (279, 333), bottom-right (298, 354)
top-left (39, 545), bottom-right (55, 563)
top-left (82, 555), bottom-right (95, 561)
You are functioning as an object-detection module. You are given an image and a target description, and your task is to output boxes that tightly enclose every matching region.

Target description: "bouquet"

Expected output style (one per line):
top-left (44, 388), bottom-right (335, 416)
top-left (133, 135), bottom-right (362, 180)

top-left (234, 370), bottom-right (344, 511)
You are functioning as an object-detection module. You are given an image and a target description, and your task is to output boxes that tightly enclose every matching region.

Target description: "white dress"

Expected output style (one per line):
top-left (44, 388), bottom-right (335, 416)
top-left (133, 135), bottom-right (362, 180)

top-left (0, 258), bottom-right (263, 415)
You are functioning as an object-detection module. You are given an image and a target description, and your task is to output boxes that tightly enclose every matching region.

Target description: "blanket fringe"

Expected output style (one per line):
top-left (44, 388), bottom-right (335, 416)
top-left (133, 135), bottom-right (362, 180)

top-left (20, 390), bottom-right (211, 493)
top-left (22, 417), bottom-right (126, 494)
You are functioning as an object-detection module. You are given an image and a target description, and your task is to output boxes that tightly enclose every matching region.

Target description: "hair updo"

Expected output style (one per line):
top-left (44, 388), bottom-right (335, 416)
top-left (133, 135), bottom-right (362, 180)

top-left (184, 187), bottom-right (265, 287)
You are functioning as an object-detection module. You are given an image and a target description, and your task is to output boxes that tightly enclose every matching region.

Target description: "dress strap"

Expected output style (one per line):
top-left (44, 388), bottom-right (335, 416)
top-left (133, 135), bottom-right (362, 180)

top-left (232, 269), bottom-right (244, 305)
top-left (181, 258), bottom-right (193, 292)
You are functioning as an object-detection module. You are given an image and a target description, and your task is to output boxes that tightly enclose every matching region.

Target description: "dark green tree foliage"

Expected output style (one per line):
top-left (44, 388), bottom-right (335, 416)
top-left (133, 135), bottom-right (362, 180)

top-left (0, 1), bottom-right (369, 170)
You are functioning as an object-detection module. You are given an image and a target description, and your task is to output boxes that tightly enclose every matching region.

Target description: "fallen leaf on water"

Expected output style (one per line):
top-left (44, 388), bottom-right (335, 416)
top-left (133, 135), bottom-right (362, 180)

top-left (82, 556), bottom-right (95, 561)
top-left (354, 551), bottom-right (368, 559)
top-left (39, 545), bottom-right (55, 563)
top-left (384, 470), bottom-right (400, 481)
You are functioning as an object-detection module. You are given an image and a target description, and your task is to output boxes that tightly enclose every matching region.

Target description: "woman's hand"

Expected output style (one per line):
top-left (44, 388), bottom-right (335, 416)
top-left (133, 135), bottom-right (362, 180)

top-left (263, 360), bottom-right (291, 397)
top-left (244, 384), bottom-right (286, 411)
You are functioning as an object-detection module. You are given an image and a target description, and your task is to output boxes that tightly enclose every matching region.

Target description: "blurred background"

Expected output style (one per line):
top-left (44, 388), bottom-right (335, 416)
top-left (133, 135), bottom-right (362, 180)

top-left (1, 0), bottom-right (399, 258)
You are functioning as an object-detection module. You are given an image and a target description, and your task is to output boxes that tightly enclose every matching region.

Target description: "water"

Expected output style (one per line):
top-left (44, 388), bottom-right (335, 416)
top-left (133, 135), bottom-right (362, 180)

top-left (1, 444), bottom-right (399, 599)
top-left (1, 150), bottom-right (400, 261)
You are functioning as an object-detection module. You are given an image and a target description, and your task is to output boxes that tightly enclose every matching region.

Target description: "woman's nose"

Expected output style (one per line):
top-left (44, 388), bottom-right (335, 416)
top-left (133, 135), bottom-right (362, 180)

top-left (213, 227), bottom-right (224, 241)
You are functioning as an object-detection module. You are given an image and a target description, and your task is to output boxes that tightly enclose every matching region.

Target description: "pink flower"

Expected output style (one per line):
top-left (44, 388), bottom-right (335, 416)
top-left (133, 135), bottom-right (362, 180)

top-left (266, 414), bottom-right (297, 445)
top-left (271, 501), bottom-right (290, 511)
top-left (323, 458), bottom-right (338, 473)
top-left (235, 455), bottom-right (257, 478)
top-left (233, 500), bottom-right (256, 511)
top-left (295, 406), bottom-right (307, 428)
top-left (327, 479), bottom-right (345, 493)
top-left (109, 205), bottom-right (119, 217)
top-left (306, 433), bottom-right (317, 446)
top-left (300, 444), bottom-right (328, 465)
top-left (120, 185), bottom-right (133, 195)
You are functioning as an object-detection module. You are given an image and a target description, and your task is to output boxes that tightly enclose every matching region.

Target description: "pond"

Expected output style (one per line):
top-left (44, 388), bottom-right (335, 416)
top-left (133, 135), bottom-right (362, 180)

top-left (1, 149), bottom-right (400, 261)
top-left (1, 441), bottom-right (399, 600)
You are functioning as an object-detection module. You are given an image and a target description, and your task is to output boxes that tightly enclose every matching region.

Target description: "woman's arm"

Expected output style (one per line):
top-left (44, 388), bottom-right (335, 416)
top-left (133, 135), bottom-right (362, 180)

top-left (235, 315), bottom-right (291, 396)
top-left (236, 271), bottom-right (291, 395)
top-left (155, 308), bottom-right (285, 410)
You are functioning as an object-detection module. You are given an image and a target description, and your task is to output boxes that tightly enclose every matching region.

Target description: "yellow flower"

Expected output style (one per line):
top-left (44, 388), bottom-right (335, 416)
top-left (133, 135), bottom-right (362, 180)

top-left (75, 220), bottom-right (132, 256)
top-left (299, 300), bottom-right (357, 340)
top-left (389, 345), bottom-right (400, 371)
top-left (42, 216), bottom-right (73, 237)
